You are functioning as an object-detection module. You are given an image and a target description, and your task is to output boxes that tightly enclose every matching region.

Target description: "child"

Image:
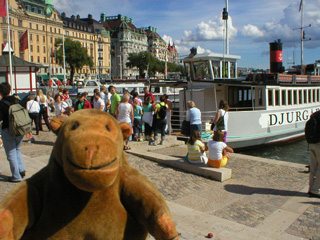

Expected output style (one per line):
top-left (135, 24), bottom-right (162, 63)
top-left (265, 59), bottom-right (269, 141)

top-left (133, 99), bottom-right (143, 141)
top-left (207, 130), bottom-right (234, 168)
top-left (186, 130), bottom-right (208, 164)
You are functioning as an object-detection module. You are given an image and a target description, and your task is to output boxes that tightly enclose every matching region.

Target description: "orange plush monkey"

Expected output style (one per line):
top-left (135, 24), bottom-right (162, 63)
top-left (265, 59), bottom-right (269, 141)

top-left (0, 109), bottom-right (178, 240)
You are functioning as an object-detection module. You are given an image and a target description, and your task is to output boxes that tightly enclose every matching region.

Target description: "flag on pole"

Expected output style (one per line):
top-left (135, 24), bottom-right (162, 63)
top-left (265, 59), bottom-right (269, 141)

top-left (299, 0), bottom-right (303, 12)
top-left (19, 30), bottom-right (28, 52)
top-left (0, 0), bottom-right (6, 17)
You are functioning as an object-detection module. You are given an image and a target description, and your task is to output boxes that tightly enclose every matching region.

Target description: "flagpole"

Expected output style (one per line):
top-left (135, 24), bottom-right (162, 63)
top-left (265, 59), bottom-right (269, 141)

top-left (6, 0), bottom-right (13, 93)
top-left (27, 28), bottom-right (30, 62)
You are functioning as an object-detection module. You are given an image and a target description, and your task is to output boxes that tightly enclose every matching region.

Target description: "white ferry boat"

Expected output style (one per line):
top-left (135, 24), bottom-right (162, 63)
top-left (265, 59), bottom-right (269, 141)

top-left (179, 52), bottom-right (320, 150)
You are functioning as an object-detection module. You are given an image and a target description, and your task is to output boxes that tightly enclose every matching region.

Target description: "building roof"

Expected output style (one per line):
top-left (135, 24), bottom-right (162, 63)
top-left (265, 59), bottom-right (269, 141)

top-left (0, 54), bottom-right (43, 68)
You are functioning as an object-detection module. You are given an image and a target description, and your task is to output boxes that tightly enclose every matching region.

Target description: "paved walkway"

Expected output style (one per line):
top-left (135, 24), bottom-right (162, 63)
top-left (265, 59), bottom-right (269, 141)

top-left (0, 131), bottom-right (319, 240)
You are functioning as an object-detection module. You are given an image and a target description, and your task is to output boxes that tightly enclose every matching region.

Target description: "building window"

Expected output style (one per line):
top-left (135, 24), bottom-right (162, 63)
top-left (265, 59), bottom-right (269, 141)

top-left (37, 46), bottom-right (39, 52)
top-left (50, 37), bottom-right (52, 43)
top-left (36, 35), bottom-right (39, 41)
top-left (43, 36), bottom-right (45, 42)
top-left (29, 23), bottom-right (32, 28)
top-left (31, 56), bottom-right (33, 62)
top-left (50, 27), bottom-right (52, 32)
top-left (37, 56), bottom-right (40, 62)
top-left (44, 57), bottom-right (46, 62)
top-left (36, 24), bottom-right (38, 30)
top-left (43, 46), bottom-right (45, 53)
top-left (30, 34), bottom-right (32, 41)
top-left (2, 29), bottom-right (7, 40)
top-left (66, 31), bottom-right (69, 36)
top-left (30, 45), bottom-right (33, 52)
top-left (18, 20), bottom-right (23, 27)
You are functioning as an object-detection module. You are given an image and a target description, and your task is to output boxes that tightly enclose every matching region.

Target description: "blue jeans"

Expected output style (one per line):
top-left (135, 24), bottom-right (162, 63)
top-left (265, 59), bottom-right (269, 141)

top-left (154, 118), bottom-right (167, 140)
top-left (190, 124), bottom-right (202, 135)
top-left (2, 128), bottom-right (25, 181)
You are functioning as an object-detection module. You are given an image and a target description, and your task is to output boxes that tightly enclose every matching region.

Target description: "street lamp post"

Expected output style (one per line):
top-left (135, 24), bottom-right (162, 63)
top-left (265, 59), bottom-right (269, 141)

top-left (57, 35), bottom-right (66, 85)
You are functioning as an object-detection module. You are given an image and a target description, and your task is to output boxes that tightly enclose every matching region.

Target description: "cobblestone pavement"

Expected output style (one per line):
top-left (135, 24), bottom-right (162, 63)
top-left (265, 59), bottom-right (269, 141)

top-left (1, 131), bottom-right (320, 239)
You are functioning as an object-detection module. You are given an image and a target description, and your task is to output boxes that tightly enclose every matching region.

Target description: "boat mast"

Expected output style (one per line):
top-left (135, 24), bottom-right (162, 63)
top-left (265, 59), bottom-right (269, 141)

top-left (300, 0), bottom-right (304, 75)
top-left (225, 0), bottom-right (229, 55)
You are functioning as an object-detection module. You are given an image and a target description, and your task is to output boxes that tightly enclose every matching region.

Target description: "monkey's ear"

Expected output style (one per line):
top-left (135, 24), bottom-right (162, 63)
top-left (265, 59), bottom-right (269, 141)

top-left (50, 115), bottom-right (68, 135)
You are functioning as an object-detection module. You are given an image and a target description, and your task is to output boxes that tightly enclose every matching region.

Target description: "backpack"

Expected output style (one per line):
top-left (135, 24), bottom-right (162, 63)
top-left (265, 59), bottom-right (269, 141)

top-left (157, 104), bottom-right (167, 120)
top-left (305, 111), bottom-right (320, 144)
top-left (216, 112), bottom-right (225, 131)
top-left (2, 99), bottom-right (32, 137)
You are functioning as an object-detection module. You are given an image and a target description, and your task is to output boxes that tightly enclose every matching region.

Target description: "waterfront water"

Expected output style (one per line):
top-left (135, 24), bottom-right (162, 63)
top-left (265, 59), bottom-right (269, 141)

top-left (239, 139), bottom-right (310, 165)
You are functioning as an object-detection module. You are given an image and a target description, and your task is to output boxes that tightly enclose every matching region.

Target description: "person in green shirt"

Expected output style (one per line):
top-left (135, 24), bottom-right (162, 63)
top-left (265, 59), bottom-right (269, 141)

top-left (109, 86), bottom-right (121, 117)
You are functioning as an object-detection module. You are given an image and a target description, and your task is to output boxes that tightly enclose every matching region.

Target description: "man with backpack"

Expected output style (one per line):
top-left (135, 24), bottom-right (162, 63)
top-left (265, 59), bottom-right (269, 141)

top-left (149, 95), bottom-right (168, 146)
top-left (306, 111), bottom-right (320, 198)
top-left (0, 82), bottom-right (28, 182)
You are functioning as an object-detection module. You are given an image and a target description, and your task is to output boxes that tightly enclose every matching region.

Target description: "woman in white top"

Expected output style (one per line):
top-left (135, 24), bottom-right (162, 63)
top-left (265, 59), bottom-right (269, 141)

top-left (27, 95), bottom-right (41, 135)
top-left (54, 94), bottom-right (69, 116)
top-left (212, 100), bottom-right (229, 143)
top-left (36, 89), bottom-right (51, 131)
top-left (116, 94), bottom-right (133, 150)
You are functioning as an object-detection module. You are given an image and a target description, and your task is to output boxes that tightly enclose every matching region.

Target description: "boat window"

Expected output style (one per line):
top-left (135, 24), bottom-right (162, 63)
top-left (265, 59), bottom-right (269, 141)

top-left (294, 90), bottom-right (298, 104)
top-left (288, 90), bottom-right (292, 105)
top-left (230, 62), bottom-right (236, 78)
top-left (313, 89), bottom-right (316, 102)
top-left (268, 89), bottom-right (273, 106)
top-left (281, 90), bottom-right (286, 105)
top-left (151, 87), bottom-right (160, 93)
top-left (222, 62), bottom-right (228, 78)
top-left (248, 89), bottom-right (252, 101)
top-left (308, 89), bottom-right (312, 103)
top-left (258, 89), bottom-right (263, 105)
top-left (275, 90), bottom-right (280, 106)
top-left (304, 90), bottom-right (308, 103)
top-left (193, 61), bottom-right (211, 80)
top-left (211, 61), bottom-right (220, 78)
top-left (318, 89), bottom-right (320, 102)
top-left (299, 90), bottom-right (303, 104)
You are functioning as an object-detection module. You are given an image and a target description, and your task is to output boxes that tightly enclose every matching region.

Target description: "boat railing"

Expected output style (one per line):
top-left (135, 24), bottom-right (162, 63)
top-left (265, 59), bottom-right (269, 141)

top-left (170, 110), bottom-right (217, 133)
top-left (229, 106), bottom-right (266, 111)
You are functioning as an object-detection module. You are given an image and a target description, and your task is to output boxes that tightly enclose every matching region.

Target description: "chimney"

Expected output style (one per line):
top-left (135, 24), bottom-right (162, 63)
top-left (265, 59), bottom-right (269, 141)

top-left (61, 12), bottom-right (66, 18)
top-left (88, 14), bottom-right (92, 19)
top-left (76, 14), bottom-right (80, 20)
top-left (71, 15), bottom-right (75, 20)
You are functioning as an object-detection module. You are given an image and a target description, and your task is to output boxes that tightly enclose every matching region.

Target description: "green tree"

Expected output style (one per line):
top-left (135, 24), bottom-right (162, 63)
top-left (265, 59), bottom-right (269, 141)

top-left (55, 38), bottom-right (93, 84)
top-left (127, 51), bottom-right (185, 78)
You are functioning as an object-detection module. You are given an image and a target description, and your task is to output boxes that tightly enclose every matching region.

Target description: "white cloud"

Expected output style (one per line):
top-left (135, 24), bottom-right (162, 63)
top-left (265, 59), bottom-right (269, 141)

top-left (242, 24), bottom-right (264, 38)
top-left (241, 0), bottom-right (320, 49)
top-left (197, 46), bottom-right (211, 54)
top-left (181, 16), bottom-right (237, 42)
top-left (162, 35), bottom-right (211, 56)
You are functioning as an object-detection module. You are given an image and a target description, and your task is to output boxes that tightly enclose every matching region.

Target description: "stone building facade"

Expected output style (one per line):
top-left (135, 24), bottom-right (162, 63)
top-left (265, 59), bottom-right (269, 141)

top-left (0, 0), bottom-right (111, 81)
top-left (101, 14), bottom-right (148, 79)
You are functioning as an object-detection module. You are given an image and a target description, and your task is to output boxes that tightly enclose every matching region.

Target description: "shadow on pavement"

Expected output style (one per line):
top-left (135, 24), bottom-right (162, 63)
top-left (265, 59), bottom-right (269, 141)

top-left (30, 141), bottom-right (55, 146)
top-left (224, 184), bottom-right (307, 197)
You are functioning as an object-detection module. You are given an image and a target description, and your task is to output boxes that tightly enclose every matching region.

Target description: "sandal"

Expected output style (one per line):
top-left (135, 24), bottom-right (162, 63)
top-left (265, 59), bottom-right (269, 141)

top-left (123, 146), bottom-right (131, 150)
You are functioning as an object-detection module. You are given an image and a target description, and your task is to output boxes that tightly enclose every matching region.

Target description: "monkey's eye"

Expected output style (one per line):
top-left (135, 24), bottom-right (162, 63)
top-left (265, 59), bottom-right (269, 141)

top-left (72, 122), bottom-right (79, 130)
top-left (106, 125), bottom-right (111, 131)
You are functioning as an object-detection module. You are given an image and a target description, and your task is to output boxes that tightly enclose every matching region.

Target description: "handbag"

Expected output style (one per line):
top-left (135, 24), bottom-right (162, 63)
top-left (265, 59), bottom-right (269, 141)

top-left (181, 120), bottom-right (190, 136)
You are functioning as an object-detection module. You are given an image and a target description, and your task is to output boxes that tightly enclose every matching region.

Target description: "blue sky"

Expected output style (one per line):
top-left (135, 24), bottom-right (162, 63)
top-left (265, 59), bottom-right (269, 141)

top-left (53, 0), bottom-right (320, 69)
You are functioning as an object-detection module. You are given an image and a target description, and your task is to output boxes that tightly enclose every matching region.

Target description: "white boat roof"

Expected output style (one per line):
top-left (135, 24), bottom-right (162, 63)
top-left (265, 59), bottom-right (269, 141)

top-left (184, 52), bottom-right (241, 62)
